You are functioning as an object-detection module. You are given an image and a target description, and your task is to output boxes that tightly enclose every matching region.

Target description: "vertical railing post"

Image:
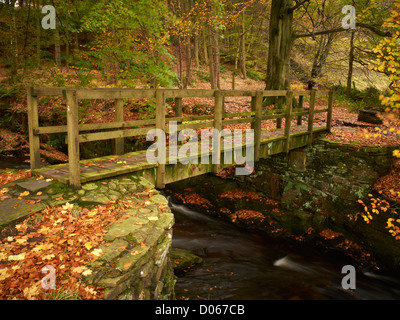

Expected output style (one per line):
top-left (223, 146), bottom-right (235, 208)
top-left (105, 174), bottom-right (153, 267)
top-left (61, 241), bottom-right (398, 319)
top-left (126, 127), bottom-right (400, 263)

top-left (307, 90), bottom-right (316, 146)
top-left (64, 89), bottom-right (81, 189)
top-left (276, 96), bottom-right (283, 129)
top-left (27, 87), bottom-right (41, 170)
top-left (213, 90), bottom-right (223, 173)
top-left (284, 91), bottom-right (293, 153)
top-left (174, 97), bottom-right (182, 119)
top-left (327, 90), bottom-right (333, 133)
top-left (115, 98), bottom-right (124, 155)
top-left (297, 95), bottom-right (304, 125)
top-left (155, 90), bottom-right (166, 189)
top-left (253, 91), bottom-right (263, 161)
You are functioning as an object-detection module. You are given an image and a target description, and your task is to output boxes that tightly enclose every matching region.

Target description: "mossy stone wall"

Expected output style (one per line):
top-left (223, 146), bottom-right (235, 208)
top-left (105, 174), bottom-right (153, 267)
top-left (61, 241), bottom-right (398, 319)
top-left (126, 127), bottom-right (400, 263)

top-left (78, 176), bottom-right (176, 300)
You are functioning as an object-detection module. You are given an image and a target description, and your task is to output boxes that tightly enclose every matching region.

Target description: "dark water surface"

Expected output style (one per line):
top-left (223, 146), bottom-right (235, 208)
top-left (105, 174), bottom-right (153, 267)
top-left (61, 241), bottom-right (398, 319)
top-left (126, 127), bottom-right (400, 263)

top-left (0, 156), bottom-right (30, 170)
top-left (169, 200), bottom-right (400, 300)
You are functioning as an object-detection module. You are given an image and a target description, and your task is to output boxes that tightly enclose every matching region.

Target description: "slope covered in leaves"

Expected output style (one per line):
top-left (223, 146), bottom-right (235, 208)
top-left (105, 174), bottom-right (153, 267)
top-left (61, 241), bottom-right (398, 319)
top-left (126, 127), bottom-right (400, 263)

top-left (0, 198), bottom-right (122, 299)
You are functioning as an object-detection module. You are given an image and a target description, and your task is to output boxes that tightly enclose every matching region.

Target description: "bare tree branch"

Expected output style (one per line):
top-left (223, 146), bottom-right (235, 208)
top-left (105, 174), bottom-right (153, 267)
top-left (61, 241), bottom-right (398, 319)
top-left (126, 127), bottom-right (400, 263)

top-left (291, 0), bottom-right (311, 11)
top-left (295, 23), bottom-right (391, 39)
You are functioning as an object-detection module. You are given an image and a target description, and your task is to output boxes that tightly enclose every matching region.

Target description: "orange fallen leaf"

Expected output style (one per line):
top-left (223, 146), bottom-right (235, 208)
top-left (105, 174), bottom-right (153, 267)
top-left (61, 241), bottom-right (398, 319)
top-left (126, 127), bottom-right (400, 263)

top-left (123, 262), bottom-right (132, 270)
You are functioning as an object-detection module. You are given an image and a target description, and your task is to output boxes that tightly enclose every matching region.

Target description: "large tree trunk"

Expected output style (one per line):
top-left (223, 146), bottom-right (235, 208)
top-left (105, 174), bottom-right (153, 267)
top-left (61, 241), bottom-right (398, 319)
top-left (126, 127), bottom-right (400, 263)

top-left (265, 0), bottom-right (294, 93)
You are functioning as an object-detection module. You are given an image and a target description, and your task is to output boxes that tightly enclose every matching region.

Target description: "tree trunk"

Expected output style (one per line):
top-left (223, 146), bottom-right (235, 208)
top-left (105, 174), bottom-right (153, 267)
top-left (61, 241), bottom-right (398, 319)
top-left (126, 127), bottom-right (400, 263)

top-left (207, 26), bottom-right (216, 89)
top-left (73, 32), bottom-right (79, 64)
top-left (194, 33), bottom-right (199, 68)
top-left (265, 0), bottom-right (294, 93)
top-left (310, 33), bottom-right (334, 87)
top-left (36, 0), bottom-right (41, 69)
top-left (183, 35), bottom-right (192, 88)
top-left (213, 27), bottom-right (220, 89)
top-left (346, 30), bottom-right (356, 97)
top-left (54, 17), bottom-right (61, 67)
top-left (202, 29), bottom-right (209, 65)
top-left (10, 0), bottom-right (18, 84)
top-left (241, 10), bottom-right (247, 79)
top-left (178, 36), bottom-right (183, 88)
top-left (65, 14), bottom-right (70, 72)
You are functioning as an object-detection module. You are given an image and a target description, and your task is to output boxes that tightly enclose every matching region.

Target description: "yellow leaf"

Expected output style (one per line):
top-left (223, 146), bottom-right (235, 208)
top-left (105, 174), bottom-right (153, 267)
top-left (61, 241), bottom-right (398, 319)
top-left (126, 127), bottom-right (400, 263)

top-left (62, 202), bottom-right (74, 211)
top-left (0, 268), bottom-right (11, 281)
top-left (72, 266), bottom-right (87, 274)
top-left (91, 248), bottom-right (103, 257)
top-left (19, 191), bottom-right (29, 197)
top-left (32, 244), bottom-right (43, 252)
top-left (87, 209), bottom-right (97, 217)
top-left (85, 242), bottom-right (92, 250)
top-left (23, 281), bottom-right (41, 299)
top-left (42, 254), bottom-right (55, 261)
top-left (82, 269), bottom-right (93, 276)
top-left (8, 253), bottom-right (25, 261)
top-left (15, 237), bottom-right (27, 244)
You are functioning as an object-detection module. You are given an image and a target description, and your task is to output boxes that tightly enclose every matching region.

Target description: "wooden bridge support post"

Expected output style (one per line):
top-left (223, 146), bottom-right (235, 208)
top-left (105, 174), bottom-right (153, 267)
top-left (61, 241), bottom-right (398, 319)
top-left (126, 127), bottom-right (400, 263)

top-left (213, 91), bottom-right (223, 173)
top-left (284, 91), bottom-right (294, 153)
top-left (27, 87), bottom-right (41, 170)
top-left (327, 90), bottom-right (333, 133)
top-left (253, 91), bottom-right (263, 161)
top-left (174, 97), bottom-right (182, 119)
top-left (64, 89), bottom-right (81, 189)
top-left (307, 90), bottom-right (316, 146)
top-left (155, 90), bottom-right (166, 189)
top-left (297, 95), bottom-right (304, 125)
top-left (114, 99), bottom-right (124, 155)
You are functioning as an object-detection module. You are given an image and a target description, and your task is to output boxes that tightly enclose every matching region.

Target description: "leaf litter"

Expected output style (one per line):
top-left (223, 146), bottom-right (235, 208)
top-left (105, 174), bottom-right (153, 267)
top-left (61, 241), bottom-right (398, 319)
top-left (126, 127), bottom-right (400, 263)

top-left (0, 201), bottom-right (122, 300)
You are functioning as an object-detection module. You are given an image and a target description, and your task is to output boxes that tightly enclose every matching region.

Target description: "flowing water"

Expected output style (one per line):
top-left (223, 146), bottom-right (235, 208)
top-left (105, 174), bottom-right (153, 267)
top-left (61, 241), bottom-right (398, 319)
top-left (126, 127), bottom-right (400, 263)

top-left (169, 200), bottom-right (400, 300)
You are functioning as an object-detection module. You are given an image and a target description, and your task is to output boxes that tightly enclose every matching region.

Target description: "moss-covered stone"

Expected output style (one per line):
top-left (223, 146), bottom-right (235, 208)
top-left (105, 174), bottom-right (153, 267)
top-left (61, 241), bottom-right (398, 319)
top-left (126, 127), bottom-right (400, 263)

top-left (170, 248), bottom-right (203, 273)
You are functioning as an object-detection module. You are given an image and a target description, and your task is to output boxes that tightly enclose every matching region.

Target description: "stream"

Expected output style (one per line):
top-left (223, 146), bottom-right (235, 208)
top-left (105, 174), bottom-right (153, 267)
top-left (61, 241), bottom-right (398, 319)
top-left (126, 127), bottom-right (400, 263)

top-left (169, 200), bottom-right (400, 300)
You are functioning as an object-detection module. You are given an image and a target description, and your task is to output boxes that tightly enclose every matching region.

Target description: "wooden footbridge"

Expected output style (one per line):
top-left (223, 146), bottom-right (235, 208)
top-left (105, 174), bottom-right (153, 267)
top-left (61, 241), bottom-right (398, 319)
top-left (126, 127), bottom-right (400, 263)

top-left (27, 87), bottom-right (333, 189)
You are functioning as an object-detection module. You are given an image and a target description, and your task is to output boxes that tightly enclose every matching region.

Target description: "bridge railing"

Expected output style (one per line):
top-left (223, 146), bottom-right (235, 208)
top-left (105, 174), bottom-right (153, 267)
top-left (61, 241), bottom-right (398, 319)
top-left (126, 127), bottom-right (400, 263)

top-left (27, 87), bottom-right (333, 189)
